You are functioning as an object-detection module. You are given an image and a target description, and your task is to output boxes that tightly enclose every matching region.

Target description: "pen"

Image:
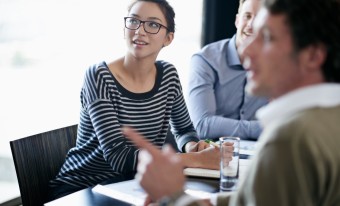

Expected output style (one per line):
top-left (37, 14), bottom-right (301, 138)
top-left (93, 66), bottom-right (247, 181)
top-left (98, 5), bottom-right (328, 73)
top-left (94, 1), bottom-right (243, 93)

top-left (204, 139), bottom-right (219, 147)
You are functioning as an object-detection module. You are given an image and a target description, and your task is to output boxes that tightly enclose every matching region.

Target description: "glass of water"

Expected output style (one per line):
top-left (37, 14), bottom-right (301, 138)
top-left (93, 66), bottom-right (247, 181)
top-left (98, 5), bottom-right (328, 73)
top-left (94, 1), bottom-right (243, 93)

top-left (219, 136), bottom-right (240, 191)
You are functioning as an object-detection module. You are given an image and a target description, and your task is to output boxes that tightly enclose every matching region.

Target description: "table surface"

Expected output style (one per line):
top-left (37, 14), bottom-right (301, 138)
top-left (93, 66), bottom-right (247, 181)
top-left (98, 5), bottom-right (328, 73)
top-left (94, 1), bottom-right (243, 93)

top-left (45, 140), bottom-right (255, 206)
top-left (44, 177), bottom-right (220, 206)
top-left (44, 186), bottom-right (132, 206)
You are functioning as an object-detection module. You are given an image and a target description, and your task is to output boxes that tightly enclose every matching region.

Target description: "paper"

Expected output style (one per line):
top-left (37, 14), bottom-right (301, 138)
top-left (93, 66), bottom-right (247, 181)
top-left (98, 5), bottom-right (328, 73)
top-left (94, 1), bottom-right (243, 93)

top-left (240, 140), bottom-right (257, 156)
top-left (92, 179), bottom-right (217, 205)
top-left (92, 180), bottom-right (146, 206)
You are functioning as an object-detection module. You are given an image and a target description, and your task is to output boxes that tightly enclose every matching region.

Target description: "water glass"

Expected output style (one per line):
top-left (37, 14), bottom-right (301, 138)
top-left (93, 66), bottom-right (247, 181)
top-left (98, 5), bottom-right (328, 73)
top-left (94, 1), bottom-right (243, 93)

top-left (219, 136), bottom-right (240, 191)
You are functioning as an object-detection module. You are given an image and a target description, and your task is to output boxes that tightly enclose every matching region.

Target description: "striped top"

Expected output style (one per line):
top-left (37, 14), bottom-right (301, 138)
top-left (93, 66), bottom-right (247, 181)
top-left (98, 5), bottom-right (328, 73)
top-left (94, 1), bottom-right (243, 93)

top-left (50, 60), bottom-right (198, 190)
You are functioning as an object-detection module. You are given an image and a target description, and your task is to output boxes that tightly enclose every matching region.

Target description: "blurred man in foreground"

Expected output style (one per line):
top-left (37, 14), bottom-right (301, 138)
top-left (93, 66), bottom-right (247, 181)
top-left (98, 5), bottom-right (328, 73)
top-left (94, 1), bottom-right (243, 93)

top-left (124, 0), bottom-right (340, 205)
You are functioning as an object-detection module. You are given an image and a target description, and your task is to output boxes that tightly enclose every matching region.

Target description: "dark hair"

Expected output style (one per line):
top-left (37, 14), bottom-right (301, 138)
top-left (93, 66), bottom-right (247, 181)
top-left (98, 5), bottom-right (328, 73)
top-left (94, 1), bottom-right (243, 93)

top-left (263, 0), bottom-right (340, 83)
top-left (127, 0), bottom-right (175, 33)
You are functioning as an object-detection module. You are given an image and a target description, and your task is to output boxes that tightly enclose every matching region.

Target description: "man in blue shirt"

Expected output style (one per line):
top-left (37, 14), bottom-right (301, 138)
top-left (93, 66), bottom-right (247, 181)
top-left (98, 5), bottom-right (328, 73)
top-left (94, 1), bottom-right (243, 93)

top-left (187, 0), bottom-right (268, 140)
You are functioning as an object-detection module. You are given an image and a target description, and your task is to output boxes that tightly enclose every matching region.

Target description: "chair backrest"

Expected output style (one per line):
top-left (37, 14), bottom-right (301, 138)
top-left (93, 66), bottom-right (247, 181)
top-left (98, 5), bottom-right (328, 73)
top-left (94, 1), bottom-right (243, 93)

top-left (10, 124), bottom-right (78, 206)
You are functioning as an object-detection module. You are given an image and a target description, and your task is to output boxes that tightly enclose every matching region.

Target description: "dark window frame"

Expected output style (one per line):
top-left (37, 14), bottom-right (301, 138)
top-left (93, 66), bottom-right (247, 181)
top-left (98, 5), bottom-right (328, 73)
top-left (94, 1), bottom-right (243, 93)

top-left (201, 0), bottom-right (239, 47)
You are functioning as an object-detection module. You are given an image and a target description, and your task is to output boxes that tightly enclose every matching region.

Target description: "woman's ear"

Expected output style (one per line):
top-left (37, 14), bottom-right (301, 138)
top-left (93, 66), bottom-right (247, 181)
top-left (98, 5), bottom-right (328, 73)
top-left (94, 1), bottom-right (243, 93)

top-left (163, 32), bottom-right (174, 48)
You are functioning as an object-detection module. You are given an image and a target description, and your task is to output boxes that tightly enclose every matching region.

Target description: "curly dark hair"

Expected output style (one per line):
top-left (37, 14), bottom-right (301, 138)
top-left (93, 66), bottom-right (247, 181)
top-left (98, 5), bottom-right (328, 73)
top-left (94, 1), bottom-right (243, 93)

top-left (263, 0), bottom-right (340, 83)
top-left (127, 0), bottom-right (175, 33)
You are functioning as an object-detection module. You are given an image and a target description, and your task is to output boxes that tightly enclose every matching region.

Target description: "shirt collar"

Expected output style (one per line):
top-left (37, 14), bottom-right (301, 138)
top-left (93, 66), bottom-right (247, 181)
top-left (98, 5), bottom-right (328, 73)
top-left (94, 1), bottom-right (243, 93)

top-left (227, 35), bottom-right (242, 68)
top-left (257, 83), bottom-right (340, 127)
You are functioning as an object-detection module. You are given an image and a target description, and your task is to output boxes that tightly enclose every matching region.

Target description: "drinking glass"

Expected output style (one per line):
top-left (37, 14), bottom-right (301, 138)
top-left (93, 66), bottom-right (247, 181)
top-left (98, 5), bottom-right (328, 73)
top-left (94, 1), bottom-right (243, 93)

top-left (219, 136), bottom-right (240, 191)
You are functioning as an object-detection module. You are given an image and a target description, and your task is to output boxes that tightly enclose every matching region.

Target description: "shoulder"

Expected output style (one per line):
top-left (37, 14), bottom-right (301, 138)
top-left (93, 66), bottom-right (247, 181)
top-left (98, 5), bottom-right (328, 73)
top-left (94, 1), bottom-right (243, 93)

top-left (194, 39), bottom-right (230, 58)
top-left (257, 107), bottom-right (340, 175)
top-left (82, 62), bottom-right (114, 89)
top-left (262, 106), bottom-right (340, 150)
top-left (190, 39), bottom-right (233, 73)
top-left (81, 61), bottom-right (114, 99)
top-left (156, 60), bottom-right (179, 79)
top-left (157, 60), bottom-right (177, 72)
top-left (156, 60), bottom-right (183, 94)
top-left (84, 61), bottom-right (109, 79)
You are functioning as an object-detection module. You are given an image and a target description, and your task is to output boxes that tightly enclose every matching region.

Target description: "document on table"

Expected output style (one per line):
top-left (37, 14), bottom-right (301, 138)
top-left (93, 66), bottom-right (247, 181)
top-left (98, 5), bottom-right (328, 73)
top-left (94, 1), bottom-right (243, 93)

top-left (92, 180), bottom-right (146, 206)
top-left (92, 179), bottom-right (215, 206)
top-left (239, 139), bottom-right (257, 156)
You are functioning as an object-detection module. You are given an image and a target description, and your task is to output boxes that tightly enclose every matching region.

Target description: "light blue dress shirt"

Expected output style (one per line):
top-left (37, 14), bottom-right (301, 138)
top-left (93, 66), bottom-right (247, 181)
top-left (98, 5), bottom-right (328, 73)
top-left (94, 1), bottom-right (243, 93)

top-left (187, 35), bottom-right (268, 140)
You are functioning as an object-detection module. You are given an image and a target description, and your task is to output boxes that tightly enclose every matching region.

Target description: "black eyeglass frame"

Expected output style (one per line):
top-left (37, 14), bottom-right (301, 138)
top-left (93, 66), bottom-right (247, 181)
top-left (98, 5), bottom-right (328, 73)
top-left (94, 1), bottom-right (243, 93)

top-left (124, 17), bottom-right (169, 34)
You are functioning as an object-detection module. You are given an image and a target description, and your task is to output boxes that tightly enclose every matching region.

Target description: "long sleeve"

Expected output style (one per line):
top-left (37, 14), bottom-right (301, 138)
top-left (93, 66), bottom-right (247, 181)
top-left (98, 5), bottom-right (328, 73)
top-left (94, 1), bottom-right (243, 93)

top-left (187, 53), bottom-right (263, 140)
top-left (82, 65), bottom-right (139, 174)
top-left (52, 61), bottom-right (200, 189)
top-left (169, 71), bottom-right (199, 152)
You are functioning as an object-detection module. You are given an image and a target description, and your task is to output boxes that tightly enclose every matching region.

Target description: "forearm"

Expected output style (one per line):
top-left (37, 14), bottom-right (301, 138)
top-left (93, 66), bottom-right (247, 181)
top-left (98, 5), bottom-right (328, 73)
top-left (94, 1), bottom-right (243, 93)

top-left (196, 117), bottom-right (262, 140)
top-left (176, 146), bottom-right (220, 170)
top-left (176, 152), bottom-right (201, 168)
top-left (174, 131), bottom-right (199, 152)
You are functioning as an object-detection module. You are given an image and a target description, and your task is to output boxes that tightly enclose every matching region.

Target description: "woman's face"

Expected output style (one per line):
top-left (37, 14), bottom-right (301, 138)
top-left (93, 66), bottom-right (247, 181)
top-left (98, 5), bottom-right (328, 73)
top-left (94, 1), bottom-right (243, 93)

top-left (125, 1), bottom-right (174, 60)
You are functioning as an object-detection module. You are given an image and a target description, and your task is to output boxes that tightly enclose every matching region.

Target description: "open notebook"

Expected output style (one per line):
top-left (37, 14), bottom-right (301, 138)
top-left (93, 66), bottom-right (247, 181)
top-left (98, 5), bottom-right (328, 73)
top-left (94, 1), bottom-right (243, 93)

top-left (183, 139), bottom-right (256, 179)
top-left (183, 167), bottom-right (220, 178)
top-left (183, 159), bottom-right (251, 179)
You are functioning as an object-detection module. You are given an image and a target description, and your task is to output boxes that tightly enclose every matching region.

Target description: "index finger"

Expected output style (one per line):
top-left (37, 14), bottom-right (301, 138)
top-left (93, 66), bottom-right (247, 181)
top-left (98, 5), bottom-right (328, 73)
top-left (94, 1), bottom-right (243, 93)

top-left (123, 126), bottom-right (161, 156)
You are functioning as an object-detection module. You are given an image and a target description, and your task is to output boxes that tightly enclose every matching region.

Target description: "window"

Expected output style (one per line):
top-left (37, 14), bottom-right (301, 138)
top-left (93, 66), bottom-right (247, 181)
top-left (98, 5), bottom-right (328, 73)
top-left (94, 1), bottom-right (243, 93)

top-left (0, 0), bottom-right (202, 203)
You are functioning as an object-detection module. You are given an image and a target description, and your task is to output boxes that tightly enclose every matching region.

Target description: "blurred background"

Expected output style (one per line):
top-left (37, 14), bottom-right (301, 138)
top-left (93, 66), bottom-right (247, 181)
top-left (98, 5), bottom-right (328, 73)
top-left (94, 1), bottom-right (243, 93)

top-left (0, 0), bottom-right (203, 203)
top-left (0, 0), bottom-right (238, 203)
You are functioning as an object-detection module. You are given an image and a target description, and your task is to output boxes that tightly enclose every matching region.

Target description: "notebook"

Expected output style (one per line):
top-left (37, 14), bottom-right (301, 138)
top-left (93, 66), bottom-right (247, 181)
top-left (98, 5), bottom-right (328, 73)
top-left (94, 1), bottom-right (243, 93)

top-left (183, 159), bottom-right (251, 179)
top-left (183, 168), bottom-right (220, 178)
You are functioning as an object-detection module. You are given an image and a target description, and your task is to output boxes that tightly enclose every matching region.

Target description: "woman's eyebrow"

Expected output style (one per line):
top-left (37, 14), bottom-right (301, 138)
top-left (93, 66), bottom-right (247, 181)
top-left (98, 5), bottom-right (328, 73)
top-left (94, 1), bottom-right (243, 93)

top-left (129, 13), bottom-right (140, 18)
top-left (147, 17), bottom-right (163, 22)
top-left (129, 13), bottom-right (163, 23)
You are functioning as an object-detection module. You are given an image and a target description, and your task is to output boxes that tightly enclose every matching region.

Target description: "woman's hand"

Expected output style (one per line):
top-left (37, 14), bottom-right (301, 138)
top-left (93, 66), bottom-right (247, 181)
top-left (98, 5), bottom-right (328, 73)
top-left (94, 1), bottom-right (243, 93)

top-left (183, 141), bottom-right (234, 170)
top-left (185, 140), bottom-right (210, 152)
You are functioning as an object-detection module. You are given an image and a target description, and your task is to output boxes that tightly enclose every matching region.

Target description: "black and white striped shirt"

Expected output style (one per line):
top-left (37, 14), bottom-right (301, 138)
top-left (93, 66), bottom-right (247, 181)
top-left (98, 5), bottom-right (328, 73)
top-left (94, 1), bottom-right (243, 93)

top-left (50, 60), bottom-right (198, 189)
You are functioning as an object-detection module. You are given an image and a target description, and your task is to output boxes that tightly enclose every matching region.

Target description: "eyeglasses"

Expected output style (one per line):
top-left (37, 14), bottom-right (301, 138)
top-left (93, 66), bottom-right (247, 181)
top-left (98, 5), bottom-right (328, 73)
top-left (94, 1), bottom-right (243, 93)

top-left (124, 17), bottom-right (169, 34)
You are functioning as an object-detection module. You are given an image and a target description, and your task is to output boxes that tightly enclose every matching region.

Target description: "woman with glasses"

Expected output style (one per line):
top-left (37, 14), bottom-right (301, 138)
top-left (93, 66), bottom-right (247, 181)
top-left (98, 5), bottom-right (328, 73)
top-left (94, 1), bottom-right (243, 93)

top-left (48, 0), bottom-right (221, 201)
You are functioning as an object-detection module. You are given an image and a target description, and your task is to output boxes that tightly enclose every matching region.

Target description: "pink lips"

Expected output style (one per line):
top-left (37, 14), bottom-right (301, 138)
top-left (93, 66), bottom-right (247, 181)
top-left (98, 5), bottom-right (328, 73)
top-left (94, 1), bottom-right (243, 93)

top-left (133, 39), bottom-right (148, 46)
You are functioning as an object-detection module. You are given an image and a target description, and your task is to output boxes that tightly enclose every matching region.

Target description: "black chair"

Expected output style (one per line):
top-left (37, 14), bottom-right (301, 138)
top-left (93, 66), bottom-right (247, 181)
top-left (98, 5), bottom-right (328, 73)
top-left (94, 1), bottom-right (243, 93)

top-left (10, 124), bottom-right (78, 206)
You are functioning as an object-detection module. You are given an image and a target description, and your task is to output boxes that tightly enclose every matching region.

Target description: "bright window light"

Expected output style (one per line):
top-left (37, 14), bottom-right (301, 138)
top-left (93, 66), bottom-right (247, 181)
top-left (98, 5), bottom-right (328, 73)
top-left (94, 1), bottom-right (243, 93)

top-left (0, 0), bottom-right (202, 203)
